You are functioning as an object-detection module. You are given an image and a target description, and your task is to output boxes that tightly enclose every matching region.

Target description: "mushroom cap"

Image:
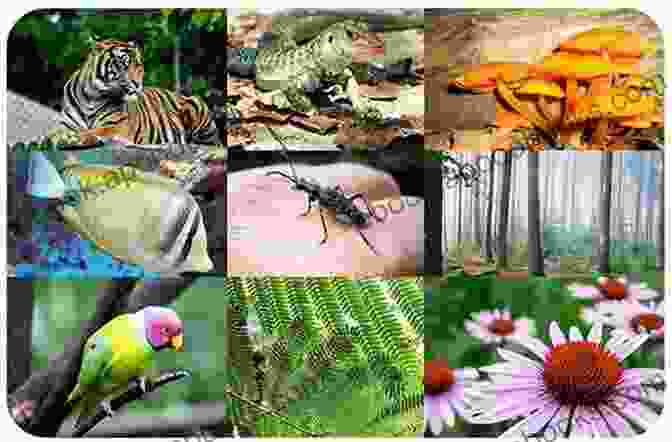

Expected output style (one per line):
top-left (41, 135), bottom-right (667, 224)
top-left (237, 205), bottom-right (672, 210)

top-left (495, 101), bottom-right (533, 129)
top-left (558, 26), bottom-right (656, 58)
top-left (453, 63), bottom-right (531, 92)
top-left (538, 52), bottom-right (636, 79)
top-left (515, 79), bottom-right (565, 98)
top-left (616, 115), bottom-right (653, 128)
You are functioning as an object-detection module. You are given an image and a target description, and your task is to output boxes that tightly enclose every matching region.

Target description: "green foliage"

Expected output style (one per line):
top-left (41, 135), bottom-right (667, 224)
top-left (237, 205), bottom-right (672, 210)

top-left (225, 276), bottom-right (424, 436)
top-left (11, 9), bottom-right (225, 97)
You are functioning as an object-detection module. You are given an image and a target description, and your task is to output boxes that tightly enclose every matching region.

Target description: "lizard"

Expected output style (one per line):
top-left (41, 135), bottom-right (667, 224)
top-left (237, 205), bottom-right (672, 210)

top-left (250, 14), bottom-right (425, 119)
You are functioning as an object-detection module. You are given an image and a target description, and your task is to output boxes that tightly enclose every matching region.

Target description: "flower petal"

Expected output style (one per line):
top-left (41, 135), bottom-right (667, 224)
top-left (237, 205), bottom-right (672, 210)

top-left (480, 363), bottom-right (541, 378)
top-left (510, 334), bottom-right (550, 361)
top-left (497, 347), bottom-right (543, 370)
top-left (498, 401), bottom-right (560, 437)
top-left (634, 287), bottom-right (660, 300)
top-left (568, 326), bottom-right (584, 342)
top-left (455, 368), bottom-right (480, 381)
top-left (614, 395), bottom-right (662, 431)
top-left (428, 414), bottom-right (444, 435)
top-left (605, 330), bottom-right (650, 361)
top-left (587, 320), bottom-right (604, 344)
top-left (549, 321), bottom-right (567, 346)
top-left (568, 284), bottom-right (601, 299)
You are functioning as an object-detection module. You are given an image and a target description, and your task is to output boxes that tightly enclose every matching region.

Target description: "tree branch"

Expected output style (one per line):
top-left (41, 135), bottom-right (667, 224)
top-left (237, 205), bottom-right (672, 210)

top-left (8, 277), bottom-right (195, 436)
top-left (72, 369), bottom-right (192, 437)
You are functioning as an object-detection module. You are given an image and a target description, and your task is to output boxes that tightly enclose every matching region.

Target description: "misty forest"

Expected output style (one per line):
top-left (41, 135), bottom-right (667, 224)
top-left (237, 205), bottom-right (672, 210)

top-left (442, 151), bottom-right (664, 282)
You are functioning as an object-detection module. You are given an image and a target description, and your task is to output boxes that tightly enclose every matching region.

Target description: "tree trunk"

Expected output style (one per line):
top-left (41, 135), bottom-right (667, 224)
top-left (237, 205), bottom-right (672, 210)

top-left (598, 152), bottom-right (614, 274)
top-left (485, 151), bottom-right (496, 262)
top-left (426, 159), bottom-right (443, 275)
top-left (7, 279), bottom-right (34, 395)
top-left (634, 157), bottom-right (643, 264)
top-left (657, 155), bottom-right (664, 270)
top-left (473, 157), bottom-right (482, 255)
top-left (457, 179), bottom-right (463, 246)
top-left (528, 152), bottom-right (543, 276)
top-left (497, 151), bottom-right (513, 270)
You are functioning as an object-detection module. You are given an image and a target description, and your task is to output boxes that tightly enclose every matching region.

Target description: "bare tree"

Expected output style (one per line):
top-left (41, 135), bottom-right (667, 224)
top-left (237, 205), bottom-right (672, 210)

top-left (485, 151), bottom-right (496, 262)
top-left (657, 154), bottom-right (664, 271)
top-left (457, 179), bottom-right (463, 246)
top-left (528, 152), bottom-right (543, 276)
top-left (598, 152), bottom-right (614, 274)
top-left (473, 157), bottom-right (482, 254)
top-left (497, 151), bottom-right (513, 270)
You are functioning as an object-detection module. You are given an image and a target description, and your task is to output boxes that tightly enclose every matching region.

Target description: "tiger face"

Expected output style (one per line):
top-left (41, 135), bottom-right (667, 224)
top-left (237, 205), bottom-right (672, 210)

top-left (91, 40), bottom-right (145, 100)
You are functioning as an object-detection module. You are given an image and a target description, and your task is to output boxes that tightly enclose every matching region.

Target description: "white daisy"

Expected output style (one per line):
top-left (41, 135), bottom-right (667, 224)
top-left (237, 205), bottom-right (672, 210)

top-left (464, 321), bottom-right (664, 437)
top-left (567, 276), bottom-right (659, 304)
top-left (424, 359), bottom-right (481, 435)
top-left (464, 308), bottom-right (535, 345)
top-left (582, 300), bottom-right (664, 340)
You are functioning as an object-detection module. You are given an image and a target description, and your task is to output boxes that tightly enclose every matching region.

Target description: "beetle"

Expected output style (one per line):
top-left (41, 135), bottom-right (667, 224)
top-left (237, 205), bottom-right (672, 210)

top-left (263, 125), bottom-right (384, 255)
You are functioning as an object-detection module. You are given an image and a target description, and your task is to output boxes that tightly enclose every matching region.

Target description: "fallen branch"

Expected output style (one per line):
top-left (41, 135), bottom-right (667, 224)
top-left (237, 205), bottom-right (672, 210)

top-left (72, 369), bottom-right (192, 437)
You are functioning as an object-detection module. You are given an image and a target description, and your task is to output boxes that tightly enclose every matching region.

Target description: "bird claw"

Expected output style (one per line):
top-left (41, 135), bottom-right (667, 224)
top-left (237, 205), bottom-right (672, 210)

top-left (137, 377), bottom-right (148, 394)
top-left (101, 400), bottom-right (114, 418)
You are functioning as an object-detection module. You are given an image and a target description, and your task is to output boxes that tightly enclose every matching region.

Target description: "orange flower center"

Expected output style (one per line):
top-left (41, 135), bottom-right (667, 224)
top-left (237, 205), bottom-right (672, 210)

top-left (488, 318), bottom-right (516, 336)
top-left (424, 359), bottom-right (455, 395)
top-left (543, 341), bottom-right (623, 407)
top-left (599, 278), bottom-right (628, 300)
top-left (631, 313), bottom-right (663, 333)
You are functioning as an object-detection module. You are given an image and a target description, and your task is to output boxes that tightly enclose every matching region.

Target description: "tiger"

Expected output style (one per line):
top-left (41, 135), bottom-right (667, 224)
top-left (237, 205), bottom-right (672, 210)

top-left (44, 39), bottom-right (221, 147)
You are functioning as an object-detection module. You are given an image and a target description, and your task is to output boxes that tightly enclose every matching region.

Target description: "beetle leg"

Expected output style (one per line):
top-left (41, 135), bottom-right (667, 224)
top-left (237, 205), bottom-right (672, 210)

top-left (357, 228), bottom-right (380, 256)
top-left (318, 207), bottom-right (329, 245)
top-left (348, 193), bottom-right (383, 222)
top-left (301, 195), bottom-right (314, 216)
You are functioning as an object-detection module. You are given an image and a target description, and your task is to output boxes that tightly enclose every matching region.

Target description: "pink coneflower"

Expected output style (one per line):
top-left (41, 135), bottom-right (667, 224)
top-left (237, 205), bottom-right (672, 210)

top-left (424, 359), bottom-right (480, 435)
top-left (464, 321), bottom-right (664, 437)
top-left (567, 276), bottom-right (659, 304)
top-left (582, 300), bottom-right (665, 339)
top-left (464, 309), bottom-right (535, 345)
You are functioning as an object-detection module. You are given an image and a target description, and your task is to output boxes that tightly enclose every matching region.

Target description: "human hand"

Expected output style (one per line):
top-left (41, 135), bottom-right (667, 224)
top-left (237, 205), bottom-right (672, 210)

top-left (227, 161), bottom-right (423, 278)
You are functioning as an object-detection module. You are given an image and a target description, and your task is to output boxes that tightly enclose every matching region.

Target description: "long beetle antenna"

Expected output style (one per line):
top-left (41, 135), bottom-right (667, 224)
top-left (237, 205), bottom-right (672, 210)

top-left (262, 124), bottom-right (382, 257)
top-left (264, 125), bottom-right (300, 182)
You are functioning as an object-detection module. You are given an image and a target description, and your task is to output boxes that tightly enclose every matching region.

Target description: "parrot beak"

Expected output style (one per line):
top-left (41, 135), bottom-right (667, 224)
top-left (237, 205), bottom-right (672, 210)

top-left (171, 334), bottom-right (184, 352)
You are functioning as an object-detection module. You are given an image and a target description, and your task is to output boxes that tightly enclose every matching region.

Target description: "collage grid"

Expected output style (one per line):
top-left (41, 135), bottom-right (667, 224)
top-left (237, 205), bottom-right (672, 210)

top-left (3, 7), bottom-right (666, 439)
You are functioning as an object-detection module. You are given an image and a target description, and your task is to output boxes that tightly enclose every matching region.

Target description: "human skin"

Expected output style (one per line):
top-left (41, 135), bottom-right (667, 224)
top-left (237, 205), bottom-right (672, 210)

top-left (227, 161), bottom-right (424, 278)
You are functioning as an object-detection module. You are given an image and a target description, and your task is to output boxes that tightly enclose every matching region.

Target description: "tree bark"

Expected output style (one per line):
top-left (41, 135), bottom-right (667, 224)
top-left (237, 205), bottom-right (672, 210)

top-left (497, 151), bottom-right (513, 270)
top-left (598, 152), bottom-right (614, 274)
top-left (426, 159), bottom-right (443, 275)
top-left (7, 279), bottom-right (34, 395)
top-left (473, 155), bottom-right (482, 254)
top-left (657, 154), bottom-right (664, 270)
top-left (485, 151), bottom-right (496, 262)
top-left (528, 152), bottom-right (543, 276)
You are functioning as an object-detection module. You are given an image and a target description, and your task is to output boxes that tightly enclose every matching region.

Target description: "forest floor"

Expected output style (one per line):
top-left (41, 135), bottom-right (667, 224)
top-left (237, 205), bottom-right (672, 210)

top-left (226, 12), bottom-right (425, 149)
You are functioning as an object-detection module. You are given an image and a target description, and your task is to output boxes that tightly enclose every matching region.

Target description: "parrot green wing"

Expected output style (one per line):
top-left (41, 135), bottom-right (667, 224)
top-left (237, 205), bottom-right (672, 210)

top-left (66, 313), bottom-right (153, 429)
top-left (67, 334), bottom-right (115, 405)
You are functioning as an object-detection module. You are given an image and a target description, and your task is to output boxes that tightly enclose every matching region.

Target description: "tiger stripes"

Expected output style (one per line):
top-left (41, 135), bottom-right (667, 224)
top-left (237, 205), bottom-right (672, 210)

top-left (47, 39), bottom-right (221, 147)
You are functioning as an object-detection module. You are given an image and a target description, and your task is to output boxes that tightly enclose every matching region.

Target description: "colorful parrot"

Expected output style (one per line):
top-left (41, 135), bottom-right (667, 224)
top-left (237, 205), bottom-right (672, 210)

top-left (66, 306), bottom-right (184, 430)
